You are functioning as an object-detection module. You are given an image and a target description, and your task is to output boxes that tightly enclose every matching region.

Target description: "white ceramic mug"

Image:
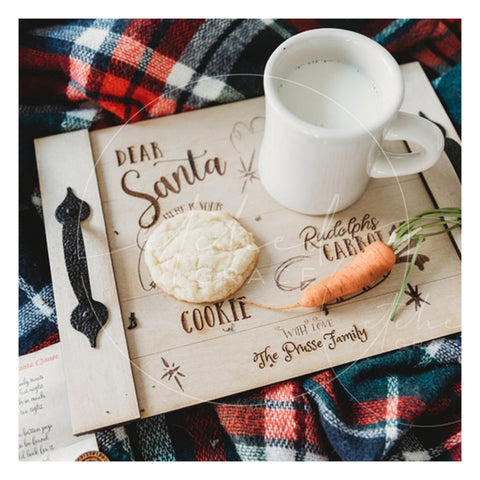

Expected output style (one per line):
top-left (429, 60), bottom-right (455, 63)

top-left (258, 28), bottom-right (444, 215)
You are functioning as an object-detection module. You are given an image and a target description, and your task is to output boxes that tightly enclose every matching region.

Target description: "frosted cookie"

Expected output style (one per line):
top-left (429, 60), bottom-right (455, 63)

top-left (145, 210), bottom-right (259, 303)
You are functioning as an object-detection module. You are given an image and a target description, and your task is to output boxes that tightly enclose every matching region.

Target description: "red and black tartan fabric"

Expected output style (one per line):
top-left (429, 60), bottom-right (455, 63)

top-left (19, 19), bottom-right (461, 461)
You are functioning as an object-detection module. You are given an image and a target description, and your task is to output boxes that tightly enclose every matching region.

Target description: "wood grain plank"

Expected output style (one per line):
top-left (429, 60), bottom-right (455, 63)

top-left (35, 130), bottom-right (140, 435)
top-left (400, 62), bottom-right (462, 253)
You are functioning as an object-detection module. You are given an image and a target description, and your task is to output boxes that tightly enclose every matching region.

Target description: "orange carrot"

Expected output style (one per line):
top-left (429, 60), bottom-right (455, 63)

top-left (245, 241), bottom-right (396, 310)
top-left (298, 241), bottom-right (396, 307)
top-left (244, 208), bottom-right (460, 319)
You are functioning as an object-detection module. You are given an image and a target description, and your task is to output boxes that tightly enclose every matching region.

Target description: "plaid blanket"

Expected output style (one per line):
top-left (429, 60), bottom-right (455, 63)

top-left (19, 18), bottom-right (461, 461)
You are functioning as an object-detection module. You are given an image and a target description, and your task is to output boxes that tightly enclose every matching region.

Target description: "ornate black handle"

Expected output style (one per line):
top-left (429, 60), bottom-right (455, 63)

top-left (55, 187), bottom-right (108, 348)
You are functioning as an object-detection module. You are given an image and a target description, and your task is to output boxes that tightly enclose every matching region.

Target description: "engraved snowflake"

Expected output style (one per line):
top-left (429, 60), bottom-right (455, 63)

top-left (404, 283), bottom-right (431, 311)
top-left (160, 357), bottom-right (186, 391)
top-left (238, 152), bottom-right (259, 193)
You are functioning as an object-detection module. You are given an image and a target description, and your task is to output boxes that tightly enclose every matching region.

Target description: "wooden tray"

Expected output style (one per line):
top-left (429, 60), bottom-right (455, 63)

top-left (35, 62), bottom-right (461, 435)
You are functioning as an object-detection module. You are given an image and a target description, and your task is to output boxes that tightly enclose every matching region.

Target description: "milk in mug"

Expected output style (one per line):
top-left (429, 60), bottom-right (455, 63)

top-left (277, 60), bottom-right (382, 130)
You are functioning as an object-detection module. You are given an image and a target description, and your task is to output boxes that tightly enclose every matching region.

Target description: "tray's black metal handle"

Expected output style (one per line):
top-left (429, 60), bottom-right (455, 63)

top-left (55, 187), bottom-right (108, 348)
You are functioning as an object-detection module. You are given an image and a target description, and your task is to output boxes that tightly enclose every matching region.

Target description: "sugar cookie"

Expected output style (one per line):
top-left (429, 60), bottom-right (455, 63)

top-left (144, 210), bottom-right (259, 303)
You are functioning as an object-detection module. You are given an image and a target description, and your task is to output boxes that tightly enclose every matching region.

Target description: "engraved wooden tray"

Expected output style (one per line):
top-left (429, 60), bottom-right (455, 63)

top-left (35, 62), bottom-right (461, 435)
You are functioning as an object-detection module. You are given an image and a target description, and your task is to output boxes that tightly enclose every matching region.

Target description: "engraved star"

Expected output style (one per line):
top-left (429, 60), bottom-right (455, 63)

top-left (238, 152), bottom-right (259, 193)
top-left (160, 357), bottom-right (185, 391)
top-left (404, 283), bottom-right (431, 311)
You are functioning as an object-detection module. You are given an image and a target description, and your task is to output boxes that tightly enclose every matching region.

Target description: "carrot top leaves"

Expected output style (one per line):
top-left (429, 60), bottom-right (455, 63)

top-left (387, 207), bottom-right (461, 321)
top-left (387, 207), bottom-right (461, 253)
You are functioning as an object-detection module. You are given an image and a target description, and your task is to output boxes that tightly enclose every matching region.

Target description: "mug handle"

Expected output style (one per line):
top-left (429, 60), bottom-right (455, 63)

top-left (369, 112), bottom-right (444, 178)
